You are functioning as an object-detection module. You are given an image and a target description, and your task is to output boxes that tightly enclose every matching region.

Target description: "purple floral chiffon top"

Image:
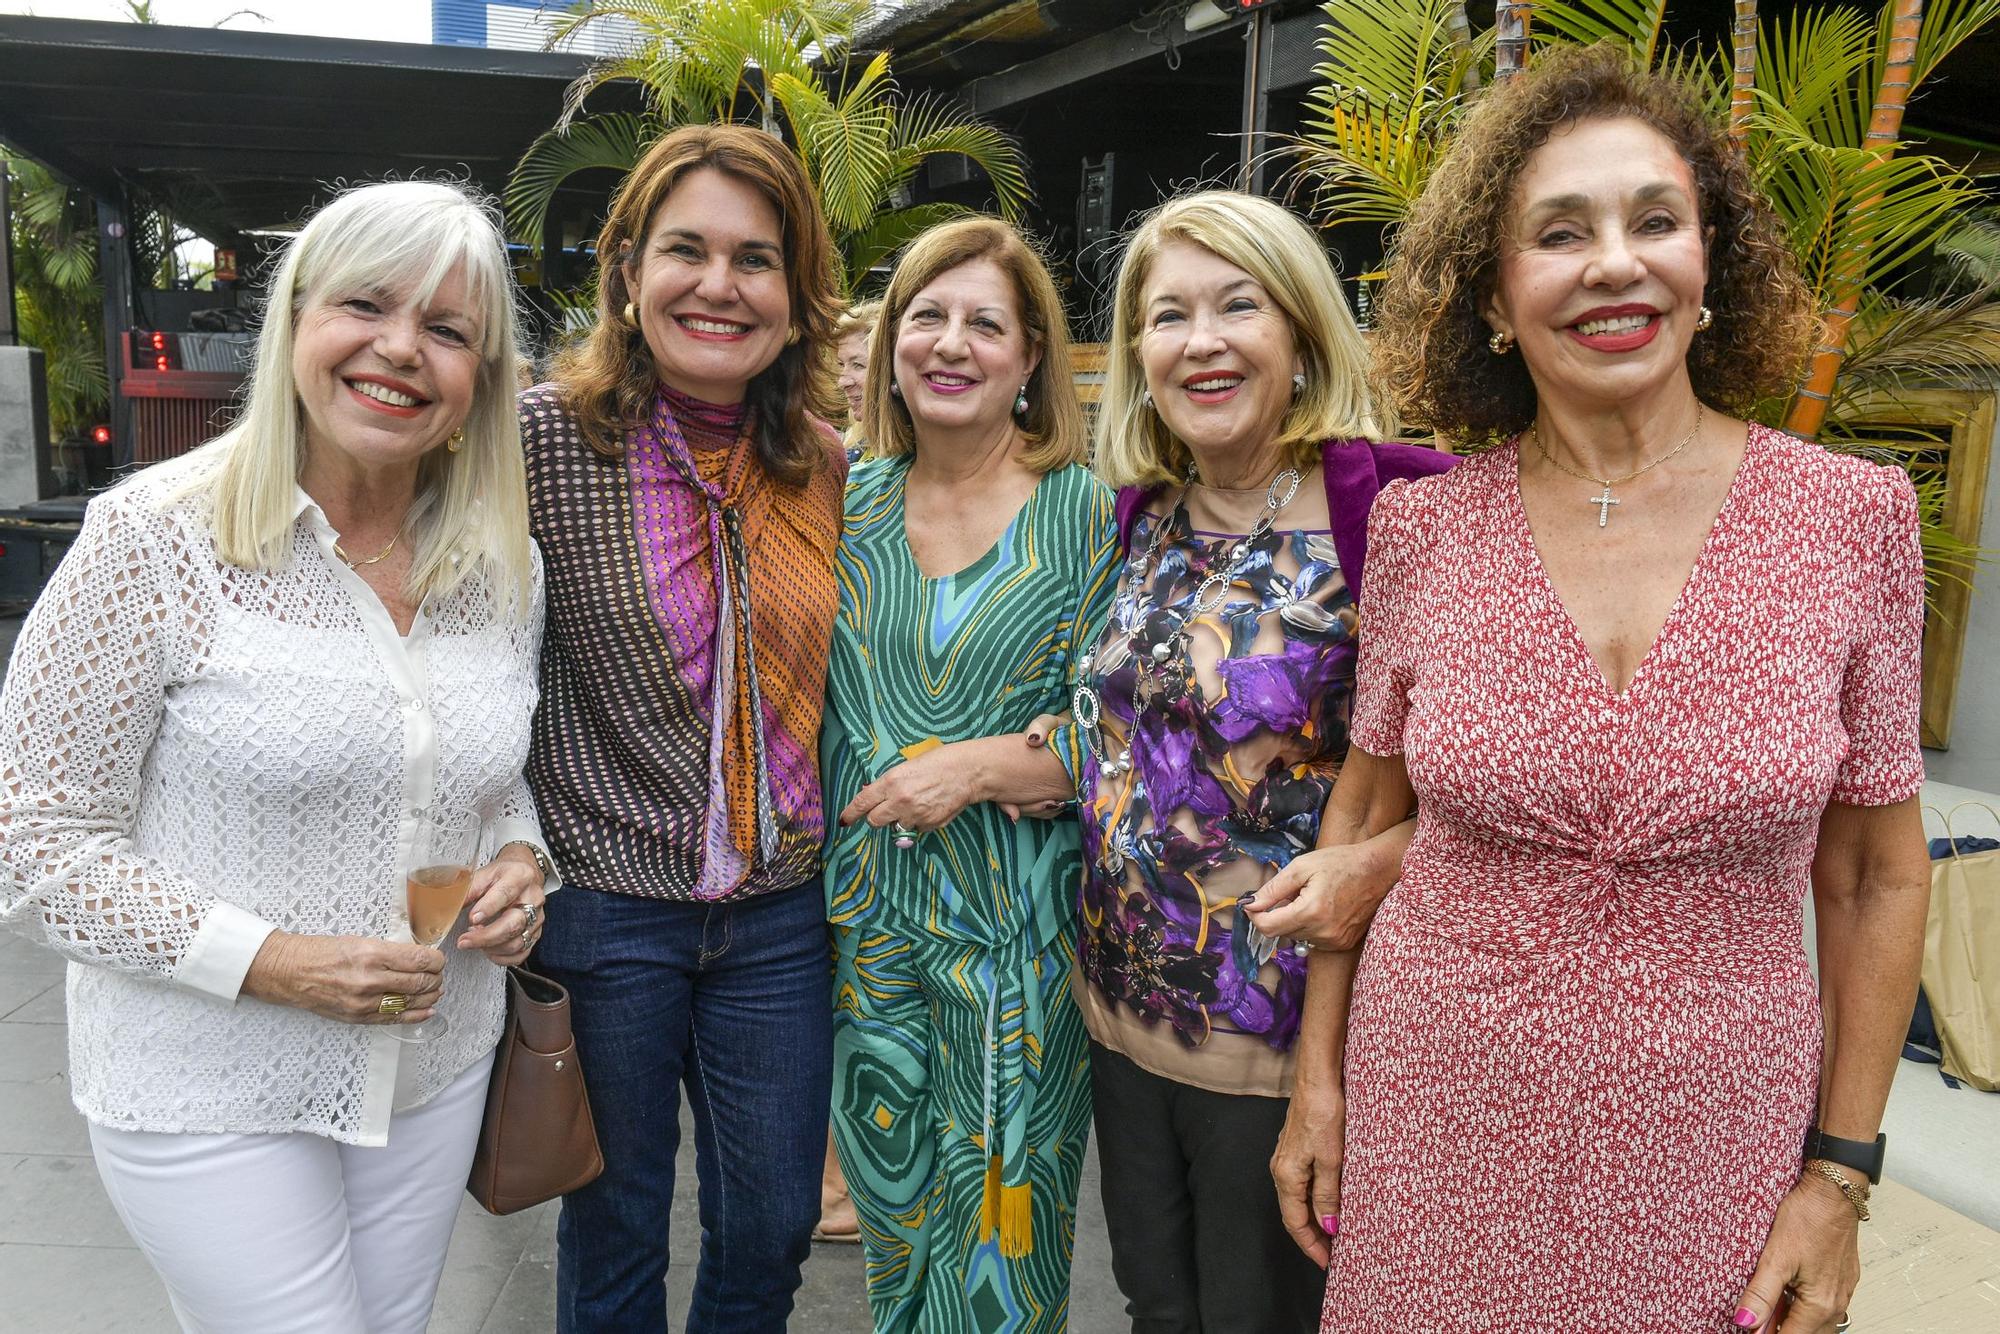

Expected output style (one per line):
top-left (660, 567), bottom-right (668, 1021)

top-left (1073, 503), bottom-right (1355, 1096)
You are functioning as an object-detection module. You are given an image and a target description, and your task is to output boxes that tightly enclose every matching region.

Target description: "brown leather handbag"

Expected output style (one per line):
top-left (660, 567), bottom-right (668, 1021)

top-left (466, 966), bottom-right (604, 1214)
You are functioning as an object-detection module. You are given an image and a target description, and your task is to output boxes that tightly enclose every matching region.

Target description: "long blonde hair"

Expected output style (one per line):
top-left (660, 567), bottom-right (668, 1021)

top-left (1095, 190), bottom-right (1392, 488)
top-left (162, 180), bottom-right (533, 616)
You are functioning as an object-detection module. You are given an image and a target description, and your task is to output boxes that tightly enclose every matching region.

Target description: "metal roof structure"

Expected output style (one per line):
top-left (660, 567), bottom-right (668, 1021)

top-left (0, 14), bottom-right (637, 239)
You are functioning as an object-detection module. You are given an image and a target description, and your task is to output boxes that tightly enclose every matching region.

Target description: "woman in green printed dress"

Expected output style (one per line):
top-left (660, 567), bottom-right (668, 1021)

top-left (823, 217), bottom-right (1117, 1333)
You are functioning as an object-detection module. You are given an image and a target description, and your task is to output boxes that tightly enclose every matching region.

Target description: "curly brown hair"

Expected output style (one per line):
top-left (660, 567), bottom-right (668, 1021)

top-left (552, 124), bottom-right (843, 485)
top-left (1371, 43), bottom-right (1816, 442)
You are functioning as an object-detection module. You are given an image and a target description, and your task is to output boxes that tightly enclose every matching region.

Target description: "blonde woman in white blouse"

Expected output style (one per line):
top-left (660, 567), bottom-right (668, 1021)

top-left (0, 181), bottom-right (553, 1334)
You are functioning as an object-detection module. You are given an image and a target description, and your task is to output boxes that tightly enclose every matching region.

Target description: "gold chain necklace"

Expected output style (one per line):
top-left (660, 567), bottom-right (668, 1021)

top-left (332, 532), bottom-right (399, 569)
top-left (1529, 405), bottom-right (1704, 529)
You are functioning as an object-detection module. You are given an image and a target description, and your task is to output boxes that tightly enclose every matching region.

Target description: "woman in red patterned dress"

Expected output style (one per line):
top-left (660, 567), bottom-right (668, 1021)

top-left (1263, 46), bottom-right (1932, 1334)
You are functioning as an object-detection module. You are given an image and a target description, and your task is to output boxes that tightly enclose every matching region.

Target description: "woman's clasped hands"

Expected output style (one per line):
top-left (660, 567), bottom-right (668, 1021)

top-left (241, 844), bottom-right (547, 1025)
top-left (839, 743), bottom-right (987, 837)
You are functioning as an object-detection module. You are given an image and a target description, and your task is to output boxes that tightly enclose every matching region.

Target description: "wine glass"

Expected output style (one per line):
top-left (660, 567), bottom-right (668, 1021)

top-left (391, 809), bottom-right (481, 1045)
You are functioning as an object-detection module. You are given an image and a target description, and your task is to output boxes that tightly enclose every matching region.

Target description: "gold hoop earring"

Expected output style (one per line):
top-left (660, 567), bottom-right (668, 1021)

top-left (446, 429), bottom-right (465, 454)
top-left (621, 302), bottom-right (639, 330)
top-left (785, 326), bottom-right (801, 346)
top-left (1488, 329), bottom-right (1515, 355)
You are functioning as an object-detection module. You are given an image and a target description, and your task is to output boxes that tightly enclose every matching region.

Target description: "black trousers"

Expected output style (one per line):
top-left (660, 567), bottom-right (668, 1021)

top-left (1090, 1041), bottom-right (1326, 1334)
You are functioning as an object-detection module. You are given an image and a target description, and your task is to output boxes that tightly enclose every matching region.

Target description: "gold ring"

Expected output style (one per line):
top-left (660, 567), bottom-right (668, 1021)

top-left (378, 992), bottom-right (409, 1016)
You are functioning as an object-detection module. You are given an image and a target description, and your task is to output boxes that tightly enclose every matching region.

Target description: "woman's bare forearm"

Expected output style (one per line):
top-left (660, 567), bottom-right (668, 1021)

top-left (951, 734), bottom-right (1078, 807)
top-left (1292, 749), bottom-right (1414, 1084)
top-left (1294, 945), bottom-right (1363, 1092)
top-left (1811, 798), bottom-right (1929, 1148)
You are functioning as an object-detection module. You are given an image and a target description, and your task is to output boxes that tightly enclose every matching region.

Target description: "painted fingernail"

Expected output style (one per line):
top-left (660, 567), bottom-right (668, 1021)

top-left (1732, 1309), bottom-right (1759, 1328)
top-left (1319, 1214), bottom-right (1339, 1236)
top-left (1240, 894), bottom-right (1258, 910)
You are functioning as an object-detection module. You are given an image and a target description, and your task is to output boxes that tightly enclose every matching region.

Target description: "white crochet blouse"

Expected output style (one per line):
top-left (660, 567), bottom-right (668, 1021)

top-left (0, 465), bottom-right (548, 1146)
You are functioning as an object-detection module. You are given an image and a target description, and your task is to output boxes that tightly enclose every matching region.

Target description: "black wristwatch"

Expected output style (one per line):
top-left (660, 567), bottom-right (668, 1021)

top-left (1803, 1128), bottom-right (1886, 1183)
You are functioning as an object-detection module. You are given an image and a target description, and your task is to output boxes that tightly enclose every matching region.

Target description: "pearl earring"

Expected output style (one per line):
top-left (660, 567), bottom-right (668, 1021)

top-left (1695, 306), bottom-right (1714, 332)
top-left (1141, 389), bottom-right (1153, 408)
top-left (1292, 372), bottom-right (1306, 396)
top-left (889, 380), bottom-right (902, 398)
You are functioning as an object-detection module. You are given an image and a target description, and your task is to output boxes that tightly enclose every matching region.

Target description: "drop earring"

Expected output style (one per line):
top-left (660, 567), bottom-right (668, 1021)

top-left (446, 429), bottom-right (465, 454)
top-left (1014, 384), bottom-right (1030, 417)
top-left (1141, 389), bottom-right (1153, 408)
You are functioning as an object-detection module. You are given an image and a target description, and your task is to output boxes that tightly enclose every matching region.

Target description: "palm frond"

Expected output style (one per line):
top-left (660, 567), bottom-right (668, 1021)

top-left (1534, 0), bottom-right (1672, 64)
top-left (1935, 217), bottom-right (2000, 290)
top-left (1287, 0), bottom-right (1485, 226)
top-left (887, 95), bottom-right (1032, 222)
top-left (770, 53), bottom-right (896, 235)
top-left (1890, 0), bottom-right (2000, 90)
top-left (842, 203), bottom-right (969, 289)
top-left (1748, 4), bottom-right (1875, 154)
top-left (1832, 285), bottom-right (2000, 409)
top-left (507, 112), bottom-right (656, 243)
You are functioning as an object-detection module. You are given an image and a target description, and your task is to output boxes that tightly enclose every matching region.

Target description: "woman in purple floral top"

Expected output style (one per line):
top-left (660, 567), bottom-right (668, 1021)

top-left (1050, 192), bottom-right (1453, 1331)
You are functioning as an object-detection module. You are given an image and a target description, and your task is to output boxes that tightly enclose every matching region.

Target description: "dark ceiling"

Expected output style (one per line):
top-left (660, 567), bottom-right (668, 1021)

top-left (0, 15), bottom-right (641, 241)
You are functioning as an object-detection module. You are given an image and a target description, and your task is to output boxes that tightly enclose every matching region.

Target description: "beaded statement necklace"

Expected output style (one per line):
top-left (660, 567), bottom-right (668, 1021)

top-left (1072, 466), bottom-right (1302, 780)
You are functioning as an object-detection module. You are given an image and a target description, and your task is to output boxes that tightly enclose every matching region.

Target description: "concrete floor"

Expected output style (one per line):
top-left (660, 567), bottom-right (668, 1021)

top-left (3, 610), bottom-right (1999, 1332)
top-left (0, 928), bottom-right (1126, 1333)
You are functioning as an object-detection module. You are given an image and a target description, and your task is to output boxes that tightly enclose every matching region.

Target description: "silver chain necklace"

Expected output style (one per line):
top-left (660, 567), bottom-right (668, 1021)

top-left (1073, 466), bottom-right (1302, 781)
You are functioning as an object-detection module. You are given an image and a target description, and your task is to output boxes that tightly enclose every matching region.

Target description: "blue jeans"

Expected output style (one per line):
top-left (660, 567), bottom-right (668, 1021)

top-left (533, 879), bottom-right (832, 1334)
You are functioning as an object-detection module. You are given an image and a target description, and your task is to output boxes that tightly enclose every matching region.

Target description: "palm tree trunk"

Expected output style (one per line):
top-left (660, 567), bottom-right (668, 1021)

top-left (1448, 1), bottom-right (1482, 94)
top-left (1782, 0), bottom-right (1924, 441)
top-left (1494, 2), bottom-right (1533, 83)
top-left (1729, 0), bottom-right (1758, 145)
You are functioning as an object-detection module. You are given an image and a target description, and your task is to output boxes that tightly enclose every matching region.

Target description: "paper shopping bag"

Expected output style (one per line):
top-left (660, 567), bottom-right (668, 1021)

top-left (1924, 804), bottom-right (2000, 1092)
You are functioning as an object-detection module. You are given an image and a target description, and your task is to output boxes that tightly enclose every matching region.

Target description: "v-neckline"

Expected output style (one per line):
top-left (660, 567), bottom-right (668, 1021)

top-left (1509, 425), bottom-right (1760, 702)
top-left (896, 457), bottom-right (1046, 584)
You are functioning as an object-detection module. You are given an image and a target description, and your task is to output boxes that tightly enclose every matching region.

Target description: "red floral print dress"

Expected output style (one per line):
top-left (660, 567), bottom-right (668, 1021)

top-left (1323, 427), bottom-right (1925, 1332)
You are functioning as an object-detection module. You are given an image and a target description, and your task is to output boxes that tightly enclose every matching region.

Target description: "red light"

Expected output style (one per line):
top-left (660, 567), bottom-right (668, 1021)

top-left (149, 331), bottom-right (166, 351)
top-left (91, 424), bottom-right (112, 445)
top-left (154, 355), bottom-right (170, 371)
top-left (0, 542), bottom-right (8, 558)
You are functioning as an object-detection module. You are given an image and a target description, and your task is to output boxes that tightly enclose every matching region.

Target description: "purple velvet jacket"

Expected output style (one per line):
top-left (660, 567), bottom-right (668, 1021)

top-left (1113, 438), bottom-right (1458, 596)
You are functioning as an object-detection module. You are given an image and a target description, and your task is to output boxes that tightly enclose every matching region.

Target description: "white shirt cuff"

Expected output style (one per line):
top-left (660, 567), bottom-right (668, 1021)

top-left (173, 901), bottom-right (278, 1002)
top-left (491, 818), bottom-right (562, 896)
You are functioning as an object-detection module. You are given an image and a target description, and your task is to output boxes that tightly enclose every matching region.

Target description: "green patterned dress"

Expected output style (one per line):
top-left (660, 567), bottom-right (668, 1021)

top-left (823, 456), bottom-right (1117, 1333)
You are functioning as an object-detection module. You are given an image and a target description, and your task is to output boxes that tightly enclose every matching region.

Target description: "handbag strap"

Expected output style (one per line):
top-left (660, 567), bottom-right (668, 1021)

top-left (1925, 801), bottom-right (2000, 861)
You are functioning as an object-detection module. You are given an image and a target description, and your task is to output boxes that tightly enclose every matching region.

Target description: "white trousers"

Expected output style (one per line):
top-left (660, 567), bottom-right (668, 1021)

top-left (89, 1054), bottom-right (493, 1334)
